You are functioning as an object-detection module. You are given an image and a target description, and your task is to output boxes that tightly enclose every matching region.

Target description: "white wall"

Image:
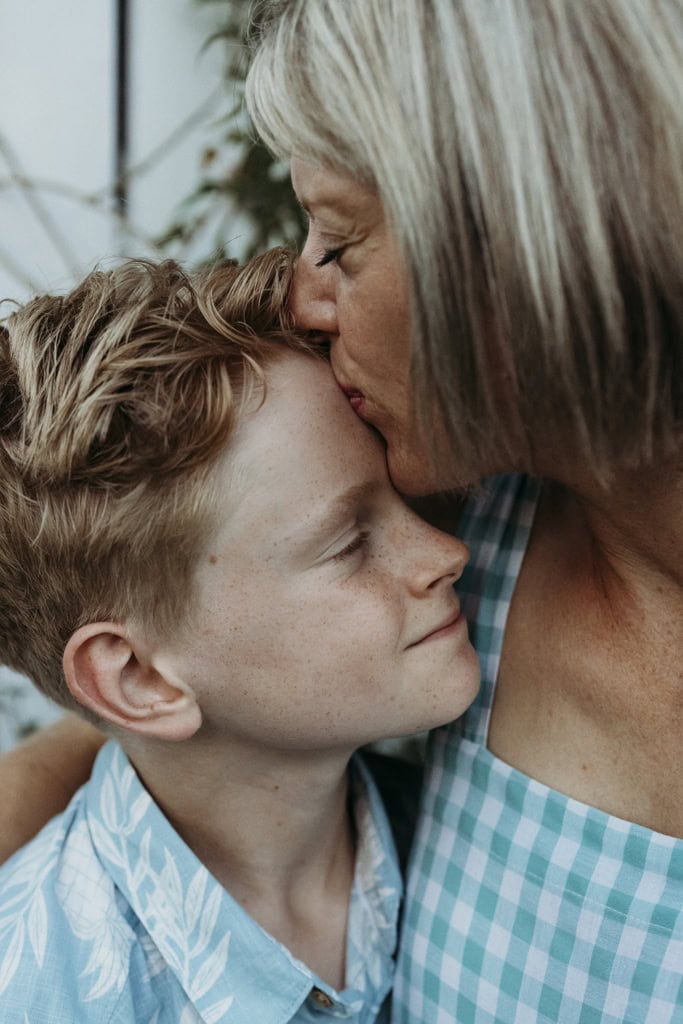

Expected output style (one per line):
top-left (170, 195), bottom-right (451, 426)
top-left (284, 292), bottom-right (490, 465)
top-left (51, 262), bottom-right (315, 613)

top-left (0, 0), bottom-right (243, 748)
top-left (0, 0), bottom-right (239, 305)
top-left (0, 1), bottom-right (115, 300)
top-left (128, 0), bottom-right (251, 254)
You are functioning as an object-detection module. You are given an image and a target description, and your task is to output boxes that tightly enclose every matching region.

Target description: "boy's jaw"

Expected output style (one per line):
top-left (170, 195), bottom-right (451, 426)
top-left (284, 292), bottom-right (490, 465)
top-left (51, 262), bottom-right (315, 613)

top-left (138, 352), bottom-right (478, 762)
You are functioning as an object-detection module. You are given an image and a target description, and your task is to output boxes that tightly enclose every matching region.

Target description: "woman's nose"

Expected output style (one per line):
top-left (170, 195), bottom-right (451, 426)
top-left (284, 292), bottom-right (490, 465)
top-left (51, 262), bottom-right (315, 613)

top-left (290, 252), bottom-right (338, 336)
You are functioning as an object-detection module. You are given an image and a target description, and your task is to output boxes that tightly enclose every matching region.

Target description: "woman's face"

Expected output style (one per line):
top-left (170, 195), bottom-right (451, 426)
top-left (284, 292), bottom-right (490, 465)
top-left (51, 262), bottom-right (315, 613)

top-left (290, 158), bottom-right (439, 495)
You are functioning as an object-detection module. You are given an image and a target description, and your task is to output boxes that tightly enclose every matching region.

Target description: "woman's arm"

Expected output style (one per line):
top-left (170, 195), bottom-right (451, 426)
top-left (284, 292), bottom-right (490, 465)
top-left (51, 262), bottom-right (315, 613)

top-left (0, 715), bottom-right (106, 863)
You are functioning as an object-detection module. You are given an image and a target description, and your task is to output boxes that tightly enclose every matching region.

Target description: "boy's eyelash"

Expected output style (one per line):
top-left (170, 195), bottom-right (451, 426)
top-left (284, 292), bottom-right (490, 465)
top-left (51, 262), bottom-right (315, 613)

top-left (315, 246), bottom-right (345, 268)
top-left (332, 530), bottom-right (370, 561)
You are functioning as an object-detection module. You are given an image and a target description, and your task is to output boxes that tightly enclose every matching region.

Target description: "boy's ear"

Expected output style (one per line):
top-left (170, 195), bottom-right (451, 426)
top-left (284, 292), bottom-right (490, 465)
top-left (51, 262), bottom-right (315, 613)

top-left (64, 623), bottom-right (202, 741)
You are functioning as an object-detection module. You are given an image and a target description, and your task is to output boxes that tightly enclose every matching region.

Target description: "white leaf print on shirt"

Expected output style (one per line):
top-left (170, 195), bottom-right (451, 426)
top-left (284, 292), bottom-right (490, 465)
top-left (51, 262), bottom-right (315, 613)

top-left (0, 816), bottom-right (64, 993)
top-left (191, 931), bottom-right (231, 1000)
top-left (184, 866), bottom-right (208, 936)
top-left (204, 995), bottom-right (235, 1023)
top-left (90, 746), bottom-right (234, 1014)
top-left (26, 888), bottom-right (48, 967)
top-left (0, 919), bottom-right (24, 995)
top-left (189, 885), bottom-right (221, 960)
top-left (55, 819), bottom-right (136, 1000)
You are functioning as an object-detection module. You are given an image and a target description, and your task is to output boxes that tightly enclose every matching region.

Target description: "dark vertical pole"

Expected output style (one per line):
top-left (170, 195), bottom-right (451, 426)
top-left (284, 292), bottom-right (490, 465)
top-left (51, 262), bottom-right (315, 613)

top-left (114, 0), bottom-right (130, 215)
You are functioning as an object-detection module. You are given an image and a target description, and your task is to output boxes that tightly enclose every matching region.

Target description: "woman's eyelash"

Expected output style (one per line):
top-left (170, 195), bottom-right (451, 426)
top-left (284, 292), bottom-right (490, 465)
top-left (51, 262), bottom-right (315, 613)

top-left (332, 530), bottom-right (370, 561)
top-left (315, 246), bottom-right (345, 268)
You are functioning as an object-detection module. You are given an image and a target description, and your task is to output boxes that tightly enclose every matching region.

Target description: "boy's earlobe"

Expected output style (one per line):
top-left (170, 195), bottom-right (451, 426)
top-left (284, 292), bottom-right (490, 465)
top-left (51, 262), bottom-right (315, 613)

top-left (64, 623), bottom-right (202, 741)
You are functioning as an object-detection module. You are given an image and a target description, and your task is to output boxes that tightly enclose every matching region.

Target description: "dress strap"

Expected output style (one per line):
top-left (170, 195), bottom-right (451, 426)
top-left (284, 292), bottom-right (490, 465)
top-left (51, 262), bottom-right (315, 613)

top-left (456, 474), bottom-right (541, 745)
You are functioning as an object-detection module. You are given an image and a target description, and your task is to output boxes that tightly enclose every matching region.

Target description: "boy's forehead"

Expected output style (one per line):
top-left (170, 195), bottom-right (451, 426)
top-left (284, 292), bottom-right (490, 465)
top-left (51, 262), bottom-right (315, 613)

top-left (242, 351), bottom-right (341, 441)
top-left (211, 353), bottom-right (380, 536)
top-left (253, 355), bottom-right (359, 467)
top-left (220, 350), bottom-right (334, 457)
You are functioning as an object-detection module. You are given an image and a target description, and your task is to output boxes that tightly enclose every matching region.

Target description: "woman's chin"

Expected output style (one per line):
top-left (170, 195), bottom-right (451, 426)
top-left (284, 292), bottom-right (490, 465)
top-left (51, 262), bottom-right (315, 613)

top-left (387, 444), bottom-right (441, 497)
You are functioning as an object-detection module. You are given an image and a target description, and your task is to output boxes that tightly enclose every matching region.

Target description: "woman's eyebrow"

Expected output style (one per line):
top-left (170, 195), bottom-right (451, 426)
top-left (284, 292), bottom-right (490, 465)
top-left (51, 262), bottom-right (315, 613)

top-left (295, 190), bottom-right (357, 227)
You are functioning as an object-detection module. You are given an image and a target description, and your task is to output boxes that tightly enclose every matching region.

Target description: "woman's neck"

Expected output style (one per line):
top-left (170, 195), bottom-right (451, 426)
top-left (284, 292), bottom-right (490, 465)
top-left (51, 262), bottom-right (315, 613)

top-left (490, 462), bottom-right (683, 837)
top-left (567, 460), bottom-right (683, 587)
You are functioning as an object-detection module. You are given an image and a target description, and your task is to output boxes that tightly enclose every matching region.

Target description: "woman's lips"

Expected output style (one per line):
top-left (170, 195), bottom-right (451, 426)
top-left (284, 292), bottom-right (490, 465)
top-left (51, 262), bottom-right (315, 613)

top-left (340, 386), bottom-right (366, 416)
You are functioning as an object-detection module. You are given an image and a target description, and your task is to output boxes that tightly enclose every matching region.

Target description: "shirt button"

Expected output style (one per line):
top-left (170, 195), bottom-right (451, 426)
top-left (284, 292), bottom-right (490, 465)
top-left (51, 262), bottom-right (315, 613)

top-left (310, 987), bottom-right (334, 1009)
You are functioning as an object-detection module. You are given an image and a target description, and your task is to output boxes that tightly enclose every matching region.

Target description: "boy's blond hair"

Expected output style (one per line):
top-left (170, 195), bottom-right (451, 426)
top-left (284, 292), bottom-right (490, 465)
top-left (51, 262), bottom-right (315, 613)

top-left (0, 248), bottom-right (302, 708)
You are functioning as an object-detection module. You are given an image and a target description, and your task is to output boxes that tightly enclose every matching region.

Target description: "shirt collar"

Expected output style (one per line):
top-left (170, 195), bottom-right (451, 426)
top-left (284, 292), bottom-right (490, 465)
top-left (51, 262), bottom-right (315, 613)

top-left (85, 743), bottom-right (401, 1024)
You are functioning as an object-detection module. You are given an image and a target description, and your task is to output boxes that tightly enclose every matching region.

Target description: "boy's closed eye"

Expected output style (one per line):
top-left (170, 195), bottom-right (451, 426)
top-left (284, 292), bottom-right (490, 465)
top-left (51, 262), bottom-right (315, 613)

top-left (330, 529), bottom-right (370, 562)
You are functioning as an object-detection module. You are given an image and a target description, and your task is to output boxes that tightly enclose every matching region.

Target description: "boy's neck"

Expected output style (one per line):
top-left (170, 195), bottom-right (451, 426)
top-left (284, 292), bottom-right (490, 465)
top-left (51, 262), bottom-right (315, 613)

top-left (121, 735), bottom-right (356, 989)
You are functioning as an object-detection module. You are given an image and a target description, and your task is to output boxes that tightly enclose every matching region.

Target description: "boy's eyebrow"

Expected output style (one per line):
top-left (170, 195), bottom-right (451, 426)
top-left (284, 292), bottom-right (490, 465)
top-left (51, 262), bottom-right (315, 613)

top-left (304, 482), bottom-right (375, 543)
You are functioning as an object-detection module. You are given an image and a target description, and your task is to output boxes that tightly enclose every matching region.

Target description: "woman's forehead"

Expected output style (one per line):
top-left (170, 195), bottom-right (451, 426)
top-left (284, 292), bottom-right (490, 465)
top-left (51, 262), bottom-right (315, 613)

top-left (291, 158), bottom-right (379, 223)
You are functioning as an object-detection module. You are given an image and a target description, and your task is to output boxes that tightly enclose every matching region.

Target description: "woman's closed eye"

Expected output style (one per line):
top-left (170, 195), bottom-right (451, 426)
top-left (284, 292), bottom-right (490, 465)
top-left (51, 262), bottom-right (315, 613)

top-left (331, 529), bottom-right (370, 561)
top-left (315, 246), bottom-right (346, 268)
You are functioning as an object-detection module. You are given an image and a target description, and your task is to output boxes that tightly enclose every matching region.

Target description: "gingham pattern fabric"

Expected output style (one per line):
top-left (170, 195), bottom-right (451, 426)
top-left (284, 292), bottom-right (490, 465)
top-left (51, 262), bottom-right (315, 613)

top-left (394, 474), bottom-right (683, 1023)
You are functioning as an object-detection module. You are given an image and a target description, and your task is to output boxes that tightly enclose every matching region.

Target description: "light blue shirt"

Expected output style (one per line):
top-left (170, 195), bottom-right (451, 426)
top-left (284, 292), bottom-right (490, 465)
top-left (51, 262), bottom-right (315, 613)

top-left (0, 741), bottom-right (402, 1023)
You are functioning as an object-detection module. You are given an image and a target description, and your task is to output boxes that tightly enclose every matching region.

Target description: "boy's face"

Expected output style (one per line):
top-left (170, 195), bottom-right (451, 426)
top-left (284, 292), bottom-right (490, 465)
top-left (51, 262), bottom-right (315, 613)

top-left (167, 353), bottom-right (479, 755)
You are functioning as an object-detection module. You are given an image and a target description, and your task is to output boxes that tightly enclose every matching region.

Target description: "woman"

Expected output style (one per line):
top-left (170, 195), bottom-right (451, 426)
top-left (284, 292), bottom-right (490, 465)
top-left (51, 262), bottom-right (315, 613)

top-left (245, 2), bottom-right (683, 1021)
top-left (2, 1), bottom-right (682, 1020)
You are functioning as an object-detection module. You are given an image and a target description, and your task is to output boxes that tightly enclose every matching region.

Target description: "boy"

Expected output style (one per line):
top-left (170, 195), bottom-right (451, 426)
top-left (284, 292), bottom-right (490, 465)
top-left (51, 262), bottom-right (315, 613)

top-left (0, 249), bottom-right (479, 1023)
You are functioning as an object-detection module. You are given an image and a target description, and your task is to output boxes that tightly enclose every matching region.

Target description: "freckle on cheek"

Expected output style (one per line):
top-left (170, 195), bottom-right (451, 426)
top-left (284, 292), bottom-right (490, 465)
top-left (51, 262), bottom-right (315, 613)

top-left (208, 554), bottom-right (218, 565)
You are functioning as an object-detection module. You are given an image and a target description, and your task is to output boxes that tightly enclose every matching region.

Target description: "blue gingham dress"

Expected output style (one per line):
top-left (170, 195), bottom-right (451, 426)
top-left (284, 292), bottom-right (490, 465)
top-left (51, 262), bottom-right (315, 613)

top-left (394, 474), bottom-right (683, 1023)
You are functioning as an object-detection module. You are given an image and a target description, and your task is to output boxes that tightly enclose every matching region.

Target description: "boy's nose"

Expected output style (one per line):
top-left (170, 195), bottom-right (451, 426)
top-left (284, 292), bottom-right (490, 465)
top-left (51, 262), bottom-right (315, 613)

top-left (290, 255), bottom-right (338, 336)
top-left (404, 513), bottom-right (469, 595)
top-left (427, 535), bottom-right (468, 592)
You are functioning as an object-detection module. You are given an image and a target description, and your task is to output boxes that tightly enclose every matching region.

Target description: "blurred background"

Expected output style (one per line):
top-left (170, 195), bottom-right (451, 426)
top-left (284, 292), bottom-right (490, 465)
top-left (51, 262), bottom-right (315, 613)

top-left (0, 0), bottom-right (304, 748)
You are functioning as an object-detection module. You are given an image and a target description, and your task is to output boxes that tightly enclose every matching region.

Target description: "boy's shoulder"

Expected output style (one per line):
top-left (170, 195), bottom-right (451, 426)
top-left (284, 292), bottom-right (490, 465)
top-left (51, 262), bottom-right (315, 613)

top-left (0, 743), bottom-right (409, 1024)
top-left (0, 777), bottom-right (115, 1019)
top-left (0, 742), bottom-right (226, 1023)
top-left (0, 753), bottom-right (140, 1021)
top-left (2, 742), bottom-right (382, 1024)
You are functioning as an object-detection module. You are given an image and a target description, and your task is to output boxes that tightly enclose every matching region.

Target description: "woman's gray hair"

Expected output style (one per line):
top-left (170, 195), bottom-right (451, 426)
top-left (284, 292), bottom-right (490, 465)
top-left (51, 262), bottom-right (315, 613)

top-left (247, 0), bottom-right (683, 480)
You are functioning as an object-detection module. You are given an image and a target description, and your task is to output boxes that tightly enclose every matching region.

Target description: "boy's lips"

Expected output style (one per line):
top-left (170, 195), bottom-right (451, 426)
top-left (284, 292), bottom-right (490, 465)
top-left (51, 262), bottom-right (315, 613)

top-left (407, 609), bottom-right (465, 648)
